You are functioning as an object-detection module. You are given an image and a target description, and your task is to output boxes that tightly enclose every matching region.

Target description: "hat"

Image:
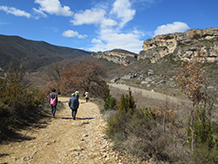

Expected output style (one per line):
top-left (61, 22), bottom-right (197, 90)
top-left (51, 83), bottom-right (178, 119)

top-left (71, 93), bottom-right (75, 96)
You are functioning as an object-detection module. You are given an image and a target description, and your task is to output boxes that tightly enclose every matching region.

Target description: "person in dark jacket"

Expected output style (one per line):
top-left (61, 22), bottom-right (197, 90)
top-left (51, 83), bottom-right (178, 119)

top-left (68, 93), bottom-right (79, 120)
top-left (48, 88), bottom-right (58, 118)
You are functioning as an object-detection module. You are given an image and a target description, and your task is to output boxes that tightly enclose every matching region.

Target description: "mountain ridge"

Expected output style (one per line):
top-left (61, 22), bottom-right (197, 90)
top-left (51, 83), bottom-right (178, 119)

top-left (1, 27), bottom-right (218, 73)
top-left (0, 34), bottom-right (92, 72)
top-left (91, 48), bottom-right (138, 66)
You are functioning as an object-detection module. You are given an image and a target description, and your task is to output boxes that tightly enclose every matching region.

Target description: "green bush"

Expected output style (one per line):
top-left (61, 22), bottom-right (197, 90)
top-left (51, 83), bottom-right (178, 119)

top-left (105, 89), bottom-right (190, 163)
top-left (194, 107), bottom-right (213, 148)
top-left (118, 88), bottom-right (136, 114)
top-left (101, 83), bottom-right (110, 101)
top-left (101, 83), bottom-right (116, 110)
top-left (187, 106), bottom-right (217, 149)
top-left (106, 111), bottom-right (131, 140)
top-left (193, 144), bottom-right (218, 164)
top-left (104, 95), bottom-right (116, 110)
top-left (185, 106), bottom-right (218, 163)
top-left (105, 108), bottom-right (186, 162)
top-left (0, 70), bottom-right (46, 139)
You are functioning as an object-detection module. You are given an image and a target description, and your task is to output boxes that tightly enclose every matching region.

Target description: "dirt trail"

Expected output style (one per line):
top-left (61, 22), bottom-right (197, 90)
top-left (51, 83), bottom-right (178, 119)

top-left (0, 97), bottom-right (120, 164)
top-left (108, 83), bottom-right (189, 104)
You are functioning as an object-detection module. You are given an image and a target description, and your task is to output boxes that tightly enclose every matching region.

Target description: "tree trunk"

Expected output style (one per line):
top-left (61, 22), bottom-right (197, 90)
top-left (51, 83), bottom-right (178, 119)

top-left (191, 104), bottom-right (195, 152)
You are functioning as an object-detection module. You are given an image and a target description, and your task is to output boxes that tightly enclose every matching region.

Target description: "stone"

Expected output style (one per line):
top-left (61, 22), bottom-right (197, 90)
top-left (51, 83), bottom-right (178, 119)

top-left (145, 77), bottom-right (153, 82)
top-left (148, 69), bottom-right (154, 76)
top-left (157, 80), bottom-right (166, 85)
top-left (141, 81), bottom-right (148, 84)
top-left (110, 77), bottom-right (120, 83)
top-left (121, 74), bottom-right (133, 80)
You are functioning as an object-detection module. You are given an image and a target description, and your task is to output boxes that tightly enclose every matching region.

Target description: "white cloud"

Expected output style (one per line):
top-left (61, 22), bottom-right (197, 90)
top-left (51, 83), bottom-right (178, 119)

top-left (34, 0), bottom-right (73, 16)
top-left (89, 28), bottom-right (143, 53)
top-left (86, 0), bottom-right (143, 53)
top-left (110, 0), bottom-right (135, 28)
top-left (70, 9), bottom-right (106, 25)
top-left (33, 8), bottom-right (47, 19)
top-left (0, 6), bottom-right (31, 18)
top-left (91, 38), bottom-right (103, 44)
top-left (65, 0), bottom-right (144, 53)
top-left (154, 22), bottom-right (190, 36)
top-left (100, 18), bottom-right (117, 28)
top-left (62, 30), bottom-right (87, 39)
top-left (70, 8), bottom-right (117, 29)
top-left (70, 0), bottom-right (136, 28)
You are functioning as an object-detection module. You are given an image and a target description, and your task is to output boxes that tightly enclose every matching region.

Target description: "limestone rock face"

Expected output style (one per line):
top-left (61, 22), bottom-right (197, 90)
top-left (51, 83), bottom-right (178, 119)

top-left (140, 27), bottom-right (218, 63)
top-left (92, 49), bottom-right (138, 66)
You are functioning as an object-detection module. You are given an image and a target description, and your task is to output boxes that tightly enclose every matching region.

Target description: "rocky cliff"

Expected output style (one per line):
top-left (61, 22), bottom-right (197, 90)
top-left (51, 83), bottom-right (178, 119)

top-left (139, 27), bottom-right (218, 63)
top-left (91, 49), bottom-right (138, 66)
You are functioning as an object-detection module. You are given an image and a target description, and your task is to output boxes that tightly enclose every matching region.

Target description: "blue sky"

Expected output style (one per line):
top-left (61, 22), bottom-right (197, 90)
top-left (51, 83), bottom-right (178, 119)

top-left (0, 0), bottom-right (217, 54)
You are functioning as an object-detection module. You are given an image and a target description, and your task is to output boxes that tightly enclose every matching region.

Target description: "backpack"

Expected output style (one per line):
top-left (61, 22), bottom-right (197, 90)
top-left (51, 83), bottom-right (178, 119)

top-left (73, 98), bottom-right (79, 109)
top-left (50, 93), bottom-right (56, 106)
top-left (69, 98), bottom-right (79, 110)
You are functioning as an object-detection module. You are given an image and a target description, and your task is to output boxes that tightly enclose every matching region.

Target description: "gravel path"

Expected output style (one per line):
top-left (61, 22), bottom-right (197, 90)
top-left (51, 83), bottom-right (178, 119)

top-left (108, 83), bottom-right (189, 104)
top-left (0, 97), bottom-right (120, 164)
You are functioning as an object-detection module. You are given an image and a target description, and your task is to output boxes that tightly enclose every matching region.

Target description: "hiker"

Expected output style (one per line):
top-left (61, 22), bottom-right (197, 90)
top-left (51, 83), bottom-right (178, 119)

top-left (75, 89), bottom-right (79, 99)
top-left (48, 88), bottom-right (58, 118)
top-left (85, 91), bottom-right (90, 102)
top-left (68, 93), bottom-right (79, 120)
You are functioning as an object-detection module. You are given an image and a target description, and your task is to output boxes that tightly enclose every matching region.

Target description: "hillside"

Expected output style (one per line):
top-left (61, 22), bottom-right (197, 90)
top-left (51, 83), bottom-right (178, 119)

top-left (0, 35), bottom-right (92, 72)
top-left (91, 48), bottom-right (138, 66)
top-left (90, 27), bottom-right (218, 97)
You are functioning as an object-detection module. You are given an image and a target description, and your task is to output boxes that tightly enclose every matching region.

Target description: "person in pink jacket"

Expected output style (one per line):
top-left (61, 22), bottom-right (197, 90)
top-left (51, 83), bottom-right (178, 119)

top-left (48, 88), bottom-right (58, 118)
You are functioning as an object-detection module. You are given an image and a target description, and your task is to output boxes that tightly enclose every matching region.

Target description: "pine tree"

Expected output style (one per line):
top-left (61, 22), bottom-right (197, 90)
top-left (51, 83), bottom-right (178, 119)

top-left (101, 83), bottom-right (110, 101)
top-left (118, 88), bottom-right (136, 114)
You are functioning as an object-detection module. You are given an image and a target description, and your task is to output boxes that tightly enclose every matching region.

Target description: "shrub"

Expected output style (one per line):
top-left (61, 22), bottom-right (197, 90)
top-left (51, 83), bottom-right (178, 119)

top-left (104, 95), bottom-right (116, 110)
top-left (193, 144), bottom-right (218, 164)
top-left (118, 88), bottom-right (136, 114)
top-left (106, 107), bottom-right (188, 163)
top-left (101, 83), bottom-right (116, 110)
top-left (186, 106), bottom-right (218, 152)
top-left (106, 111), bottom-right (131, 140)
top-left (194, 107), bottom-right (213, 147)
top-left (0, 70), bottom-right (46, 139)
top-left (101, 83), bottom-right (110, 101)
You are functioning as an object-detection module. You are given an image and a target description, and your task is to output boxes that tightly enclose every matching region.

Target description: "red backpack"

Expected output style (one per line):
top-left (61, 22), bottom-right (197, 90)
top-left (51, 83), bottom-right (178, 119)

top-left (50, 93), bottom-right (56, 106)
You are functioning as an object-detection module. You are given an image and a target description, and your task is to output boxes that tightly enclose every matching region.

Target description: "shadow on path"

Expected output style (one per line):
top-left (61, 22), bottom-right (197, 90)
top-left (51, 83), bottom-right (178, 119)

top-left (0, 153), bottom-right (9, 157)
top-left (76, 117), bottom-right (94, 120)
top-left (60, 117), bottom-right (73, 120)
top-left (61, 101), bottom-right (69, 103)
top-left (2, 130), bottom-right (36, 143)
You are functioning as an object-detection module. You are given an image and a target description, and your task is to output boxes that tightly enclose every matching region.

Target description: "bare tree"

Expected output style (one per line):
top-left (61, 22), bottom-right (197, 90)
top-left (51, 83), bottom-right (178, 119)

top-left (177, 54), bottom-right (205, 152)
top-left (5, 60), bottom-right (31, 88)
top-left (44, 61), bottom-right (70, 93)
top-left (60, 60), bottom-right (106, 96)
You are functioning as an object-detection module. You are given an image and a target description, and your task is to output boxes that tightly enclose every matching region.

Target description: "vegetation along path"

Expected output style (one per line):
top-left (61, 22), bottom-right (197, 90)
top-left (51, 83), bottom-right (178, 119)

top-left (0, 97), bottom-right (120, 164)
